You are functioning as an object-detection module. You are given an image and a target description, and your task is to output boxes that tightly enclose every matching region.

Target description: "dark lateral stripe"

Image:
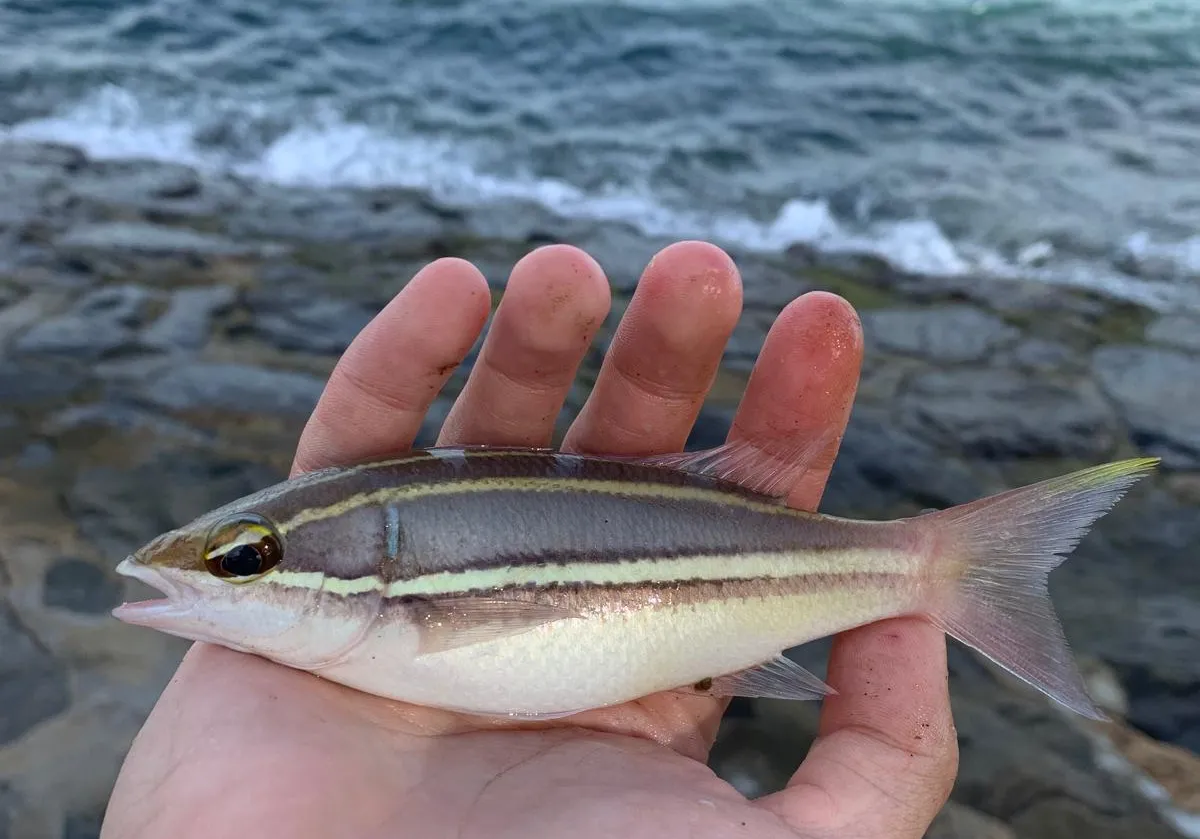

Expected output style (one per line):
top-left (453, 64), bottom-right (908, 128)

top-left (275, 484), bottom-right (914, 581)
top-left (286, 570), bottom-right (917, 621)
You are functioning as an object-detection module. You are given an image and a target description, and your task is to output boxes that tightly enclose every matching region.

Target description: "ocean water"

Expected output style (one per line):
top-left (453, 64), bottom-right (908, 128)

top-left (2, 0), bottom-right (1199, 310)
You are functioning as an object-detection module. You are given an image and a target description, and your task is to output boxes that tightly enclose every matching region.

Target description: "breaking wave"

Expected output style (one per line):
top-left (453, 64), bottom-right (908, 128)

top-left (5, 85), bottom-right (1198, 312)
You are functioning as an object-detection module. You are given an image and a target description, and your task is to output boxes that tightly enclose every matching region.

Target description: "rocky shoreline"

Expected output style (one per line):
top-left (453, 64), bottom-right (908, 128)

top-left (0, 139), bottom-right (1197, 838)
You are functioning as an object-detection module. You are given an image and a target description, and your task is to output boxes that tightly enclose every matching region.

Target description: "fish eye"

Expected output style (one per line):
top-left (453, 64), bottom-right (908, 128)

top-left (203, 514), bottom-right (283, 582)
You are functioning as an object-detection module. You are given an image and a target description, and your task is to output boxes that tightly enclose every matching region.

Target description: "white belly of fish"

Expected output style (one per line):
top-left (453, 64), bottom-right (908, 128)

top-left (303, 588), bottom-right (902, 716)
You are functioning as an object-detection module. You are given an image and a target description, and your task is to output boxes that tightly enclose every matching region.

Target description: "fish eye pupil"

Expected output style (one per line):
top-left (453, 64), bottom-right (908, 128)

top-left (222, 544), bottom-right (263, 577)
top-left (204, 516), bottom-right (282, 580)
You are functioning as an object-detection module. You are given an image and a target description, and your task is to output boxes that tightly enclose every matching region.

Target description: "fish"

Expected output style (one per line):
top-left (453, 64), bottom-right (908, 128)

top-left (111, 436), bottom-right (1159, 721)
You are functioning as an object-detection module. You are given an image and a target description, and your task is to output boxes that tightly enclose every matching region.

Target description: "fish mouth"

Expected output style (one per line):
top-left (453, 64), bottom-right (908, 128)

top-left (112, 558), bottom-right (196, 625)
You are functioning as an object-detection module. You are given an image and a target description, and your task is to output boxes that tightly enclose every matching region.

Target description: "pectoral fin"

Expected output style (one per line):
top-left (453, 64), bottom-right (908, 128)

top-left (409, 597), bottom-right (582, 656)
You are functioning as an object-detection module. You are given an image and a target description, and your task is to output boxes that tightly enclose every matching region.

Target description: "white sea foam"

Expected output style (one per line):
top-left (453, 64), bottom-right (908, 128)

top-left (6, 86), bottom-right (1198, 312)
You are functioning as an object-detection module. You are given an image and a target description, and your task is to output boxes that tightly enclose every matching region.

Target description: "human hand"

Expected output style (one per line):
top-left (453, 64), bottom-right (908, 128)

top-left (101, 241), bottom-right (957, 838)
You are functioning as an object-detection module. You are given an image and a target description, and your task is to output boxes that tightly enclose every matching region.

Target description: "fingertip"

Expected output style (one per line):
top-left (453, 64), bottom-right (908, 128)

top-left (616, 240), bottom-right (743, 356)
top-left (517, 243), bottom-right (608, 285)
top-left (501, 244), bottom-right (613, 345)
top-left (410, 256), bottom-right (492, 309)
top-left (639, 240), bottom-right (743, 314)
top-left (765, 291), bottom-right (863, 371)
top-left (346, 255), bottom-right (491, 376)
top-left (421, 255), bottom-right (491, 287)
top-left (646, 239), bottom-right (740, 273)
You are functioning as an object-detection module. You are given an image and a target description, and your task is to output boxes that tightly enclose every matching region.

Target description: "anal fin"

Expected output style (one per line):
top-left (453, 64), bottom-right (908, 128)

top-left (620, 429), bottom-right (837, 501)
top-left (408, 596), bottom-right (581, 656)
top-left (690, 654), bottom-right (837, 701)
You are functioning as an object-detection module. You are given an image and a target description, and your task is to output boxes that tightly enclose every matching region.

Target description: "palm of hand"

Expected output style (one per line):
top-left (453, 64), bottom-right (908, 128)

top-left (102, 243), bottom-right (957, 839)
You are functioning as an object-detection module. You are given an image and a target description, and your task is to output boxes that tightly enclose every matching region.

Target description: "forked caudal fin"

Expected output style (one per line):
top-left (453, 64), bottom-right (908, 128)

top-left (921, 457), bottom-right (1160, 720)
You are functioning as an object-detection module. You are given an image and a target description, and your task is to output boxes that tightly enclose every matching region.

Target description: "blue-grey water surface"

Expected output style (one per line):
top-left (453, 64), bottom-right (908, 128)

top-left (2, 0), bottom-right (1199, 308)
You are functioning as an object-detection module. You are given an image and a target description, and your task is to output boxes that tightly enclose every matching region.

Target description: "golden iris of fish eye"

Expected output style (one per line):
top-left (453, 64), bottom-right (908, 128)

top-left (202, 513), bottom-right (284, 584)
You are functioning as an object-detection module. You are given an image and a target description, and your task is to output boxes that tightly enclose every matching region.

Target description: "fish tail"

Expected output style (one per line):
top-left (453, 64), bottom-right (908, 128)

top-left (920, 457), bottom-right (1160, 719)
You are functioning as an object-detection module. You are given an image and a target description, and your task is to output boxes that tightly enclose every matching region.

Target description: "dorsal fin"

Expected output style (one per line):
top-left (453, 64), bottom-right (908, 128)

top-left (616, 429), bottom-right (836, 501)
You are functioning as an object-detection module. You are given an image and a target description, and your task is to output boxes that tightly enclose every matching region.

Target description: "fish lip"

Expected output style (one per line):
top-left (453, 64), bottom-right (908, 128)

top-left (112, 557), bottom-right (195, 625)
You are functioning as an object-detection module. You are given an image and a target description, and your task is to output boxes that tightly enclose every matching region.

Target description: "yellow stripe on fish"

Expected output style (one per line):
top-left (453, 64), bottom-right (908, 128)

top-left (276, 474), bottom-right (826, 534)
top-left (224, 546), bottom-right (911, 599)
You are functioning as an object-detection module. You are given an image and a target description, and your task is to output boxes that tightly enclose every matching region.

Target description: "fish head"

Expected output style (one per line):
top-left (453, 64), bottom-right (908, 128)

top-left (112, 503), bottom-right (348, 665)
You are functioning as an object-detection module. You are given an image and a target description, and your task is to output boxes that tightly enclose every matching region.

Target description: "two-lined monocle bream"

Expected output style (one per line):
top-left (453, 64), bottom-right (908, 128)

top-left (113, 436), bottom-right (1158, 720)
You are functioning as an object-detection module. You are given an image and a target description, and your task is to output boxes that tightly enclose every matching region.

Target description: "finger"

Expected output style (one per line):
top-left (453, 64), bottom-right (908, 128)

top-left (673, 291), bottom-right (861, 731)
top-left (292, 258), bottom-right (490, 475)
top-left (756, 618), bottom-right (958, 839)
top-left (437, 245), bottom-right (611, 448)
top-left (562, 240), bottom-right (742, 456)
top-left (727, 291), bottom-right (863, 511)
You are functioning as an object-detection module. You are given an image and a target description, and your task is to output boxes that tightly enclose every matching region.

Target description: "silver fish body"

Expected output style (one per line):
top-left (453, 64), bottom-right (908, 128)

top-left (113, 442), bottom-right (1159, 720)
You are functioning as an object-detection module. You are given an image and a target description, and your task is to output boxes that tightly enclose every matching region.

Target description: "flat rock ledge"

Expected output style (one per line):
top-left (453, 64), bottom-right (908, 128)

top-left (0, 139), bottom-right (1197, 839)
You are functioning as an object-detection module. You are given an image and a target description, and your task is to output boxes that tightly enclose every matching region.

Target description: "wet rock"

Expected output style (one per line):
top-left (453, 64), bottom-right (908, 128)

top-left (723, 310), bottom-right (777, 371)
top-left (0, 781), bottom-right (17, 839)
top-left (42, 558), bottom-right (124, 616)
top-left (76, 285), bottom-right (155, 323)
top-left (1118, 656), bottom-right (1200, 754)
top-left (0, 141), bottom-right (85, 171)
top-left (1046, 493), bottom-right (1200, 751)
top-left (708, 704), bottom-right (820, 798)
top-left (131, 361), bottom-right (326, 419)
top-left (686, 405), bottom-right (736, 451)
top-left (0, 603), bottom-right (70, 746)
top-left (228, 186), bottom-right (449, 250)
top-left (862, 305), bottom-right (1020, 364)
top-left (1099, 719), bottom-right (1200, 828)
top-left (256, 260), bottom-right (331, 290)
top-left (1080, 656), bottom-right (1131, 719)
top-left (70, 160), bottom-right (201, 205)
top-left (1005, 338), bottom-right (1078, 372)
top-left (13, 285), bottom-right (155, 358)
top-left (0, 359), bottom-right (87, 406)
top-left (44, 402), bottom-right (209, 444)
top-left (824, 405), bottom-right (991, 515)
top-left (246, 290), bottom-right (374, 355)
top-left (900, 369), bottom-right (1117, 459)
top-left (1, 137), bottom-right (1198, 839)
top-left (56, 222), bottom-right (272, 258)
top-left (1146, 315), bottom-right (1200, 353)
top-left (62, 812), bottom-right (103, 839)
top-left (14, 315), bottom-right (129, 358)
top-left (66, 449), bottom-right (285, 558)
top-left (414, 397), bottom-right (453, 448)
top-left (0, 293), bottom-right (58, 347)
top-left (927, 801), bottom-right (1016, 839)
top-left (0, 143), bottom-right (83, 240)
top-left (1093, 346), bottom-right (1200, 470)
top-left (947, 684), bottom-right (1167, 832)
top-left (1010, 797), bottom-right (1182, 839)
top-left (0, 413), bottom-right (18, 456)
top-left (141, 286), bottom-right (236, 351)
top-left (15, 441), bottom-right (55, 471)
